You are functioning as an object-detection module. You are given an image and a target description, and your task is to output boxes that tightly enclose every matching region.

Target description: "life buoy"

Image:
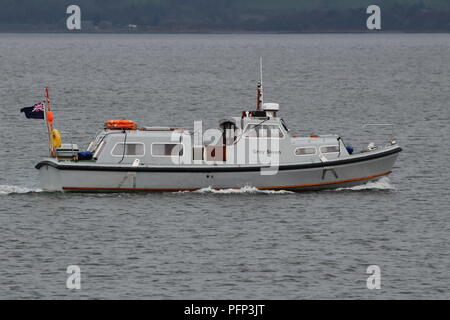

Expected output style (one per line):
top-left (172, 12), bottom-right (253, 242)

top-left (51, 128), bottom-right (62, 148)
top-left (105, 120), bottom-right (137, 130)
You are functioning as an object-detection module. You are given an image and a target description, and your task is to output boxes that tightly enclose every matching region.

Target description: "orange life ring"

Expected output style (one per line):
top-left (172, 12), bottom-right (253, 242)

top-left (105, 120), bottom-right (137, 130)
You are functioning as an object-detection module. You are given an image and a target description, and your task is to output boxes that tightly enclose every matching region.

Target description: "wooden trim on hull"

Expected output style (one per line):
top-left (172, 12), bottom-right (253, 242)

top-left (37, 147), bottom-right (402, 173)
top-left (62, 171), bottom-right (392, 192)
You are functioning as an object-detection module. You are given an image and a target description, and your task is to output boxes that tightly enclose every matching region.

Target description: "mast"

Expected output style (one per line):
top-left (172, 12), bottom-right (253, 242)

top-left (260, 56), bottom-right (263, 107)
top-left (256, 57), bottom-right (264, 110)
top-left (256, 83), bottom-right (261, 110)
top-left (44, 88), bottom-right (54, 157)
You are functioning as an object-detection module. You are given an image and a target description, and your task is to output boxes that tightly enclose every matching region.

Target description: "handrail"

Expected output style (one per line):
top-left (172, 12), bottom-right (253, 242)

top-left (357, 123), bottom-right (397, 152)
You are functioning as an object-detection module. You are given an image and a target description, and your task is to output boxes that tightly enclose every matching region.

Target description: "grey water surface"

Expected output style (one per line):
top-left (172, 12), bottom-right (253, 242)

top-left (0, 33), bottom-right (448, 299)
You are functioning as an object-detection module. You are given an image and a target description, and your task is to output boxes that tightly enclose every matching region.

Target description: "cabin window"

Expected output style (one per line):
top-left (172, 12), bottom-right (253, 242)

top-left (112, 143), bottom-right (145, 156)
top-left (295, 147), bottom-right (316, 156)
top-left (320, 146), bottom-right (340, 154)
top-left (261, 125), bottom-right (283, 138)
top-left (244, 124), bottom-right (283, 138)
top-left (152, 143), bottom-right (184, 157)
top-left (244, 124), bottom-right (258, 137)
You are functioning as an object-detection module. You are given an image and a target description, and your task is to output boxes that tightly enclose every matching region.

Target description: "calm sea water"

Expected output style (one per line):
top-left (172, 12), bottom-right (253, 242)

top-left (0, 33), bottom-right (448, 299)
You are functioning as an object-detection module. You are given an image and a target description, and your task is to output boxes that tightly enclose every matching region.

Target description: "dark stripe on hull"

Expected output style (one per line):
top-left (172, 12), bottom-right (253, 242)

top-left (37, 147), bottom-right (402, 173)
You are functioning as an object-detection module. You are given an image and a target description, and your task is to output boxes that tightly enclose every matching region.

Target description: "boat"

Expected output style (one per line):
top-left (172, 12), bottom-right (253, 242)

top-left (34, 67), bottom-right (401, 192)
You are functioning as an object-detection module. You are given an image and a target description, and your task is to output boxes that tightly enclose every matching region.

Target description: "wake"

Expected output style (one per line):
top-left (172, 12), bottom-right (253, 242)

top-left (178, 178), bottom-right (394, 194)
top-left (0, 185), bottom-right (42, 195)
top-left (335, 177), bottom-right (395, 191)
top-left (179, 185), bottom-right (294, 194)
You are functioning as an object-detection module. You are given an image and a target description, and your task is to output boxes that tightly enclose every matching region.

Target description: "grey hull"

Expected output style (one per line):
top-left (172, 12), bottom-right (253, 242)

top-left (36, 147), bottom-right (401, 192)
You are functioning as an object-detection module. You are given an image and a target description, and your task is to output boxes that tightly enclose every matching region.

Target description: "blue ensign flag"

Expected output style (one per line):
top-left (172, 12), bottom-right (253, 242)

top-left (20, 102), bottom-right (45, 119)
